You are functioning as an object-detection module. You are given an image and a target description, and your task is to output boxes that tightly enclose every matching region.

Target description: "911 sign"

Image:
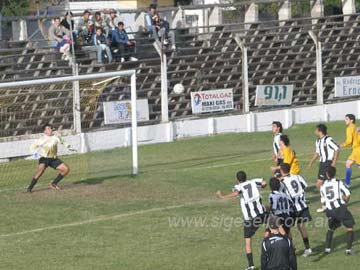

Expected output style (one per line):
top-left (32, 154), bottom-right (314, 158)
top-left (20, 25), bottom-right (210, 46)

top-left (255, 85), bottom-right (293, 106)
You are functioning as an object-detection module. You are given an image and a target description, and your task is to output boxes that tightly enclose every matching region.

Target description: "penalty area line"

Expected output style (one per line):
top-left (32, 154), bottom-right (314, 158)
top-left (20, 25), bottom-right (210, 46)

top-left (0, 199), bottom-right (218, 238)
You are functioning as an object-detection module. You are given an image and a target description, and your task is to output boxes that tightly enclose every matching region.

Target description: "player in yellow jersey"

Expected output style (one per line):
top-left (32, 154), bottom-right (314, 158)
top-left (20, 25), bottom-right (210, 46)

top-left (27, 123), bottom-right (76, 192)
top-left (271, 135), bottom-right (300, 175)
top-left (341, 114), bottom-right (360, 187)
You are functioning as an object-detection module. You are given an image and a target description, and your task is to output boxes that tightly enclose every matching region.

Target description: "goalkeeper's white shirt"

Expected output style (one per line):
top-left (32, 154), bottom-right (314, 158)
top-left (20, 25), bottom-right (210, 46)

top-left (30, 134), bottom-right (69, 158)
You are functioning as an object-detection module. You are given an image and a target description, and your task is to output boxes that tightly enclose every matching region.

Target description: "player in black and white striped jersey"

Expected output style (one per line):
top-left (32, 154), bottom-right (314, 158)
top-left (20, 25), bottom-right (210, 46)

top-left (216, 171), bottom-right (267, 270)
top-left (267, 177), bottom-right (294, 236)
top-left (308, 124), bottom-right (340, 212)
top-left (320, 166), bottom-right (355, 256)
top-left (280, 163), bottom-right (313, 258)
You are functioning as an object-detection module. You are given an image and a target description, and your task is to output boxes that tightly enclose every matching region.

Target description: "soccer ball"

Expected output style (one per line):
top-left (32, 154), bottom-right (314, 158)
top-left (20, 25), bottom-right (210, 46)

top-left (173, 83), bottom-right (185, 95)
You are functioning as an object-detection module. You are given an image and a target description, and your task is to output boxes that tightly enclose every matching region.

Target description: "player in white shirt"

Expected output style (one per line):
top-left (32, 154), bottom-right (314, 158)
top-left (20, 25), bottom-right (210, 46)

top-left (272, 121), bottom-right (283, 168)
top-left (320, 166), bottom-right (355, 255)
top-left (280, 163), bottom-right (313, 257)
top-left (27, 123), bottom-right (75, 192)
top-left (307, 124), bottom-right (339, 212)
top-left (216, 171), bottom-right (267, 270)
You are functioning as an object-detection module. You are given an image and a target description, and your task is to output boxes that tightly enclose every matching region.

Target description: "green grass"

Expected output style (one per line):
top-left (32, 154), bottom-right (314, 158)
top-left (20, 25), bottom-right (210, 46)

top-left (0, 121), bottom-right (359, 270)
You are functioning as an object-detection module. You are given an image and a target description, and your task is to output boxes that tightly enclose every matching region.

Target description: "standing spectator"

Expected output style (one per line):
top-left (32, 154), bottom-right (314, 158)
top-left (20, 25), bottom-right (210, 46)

top-left (93, 28), bottom-right (112, 64)
top-left (145, 4), bottom-right (176, 50)
top-left (48, 17), bottom-right (72, 60)
top-left (111, 22), bottom-right (137, 62)
top-left (61, 11), bottom-right (75, 31)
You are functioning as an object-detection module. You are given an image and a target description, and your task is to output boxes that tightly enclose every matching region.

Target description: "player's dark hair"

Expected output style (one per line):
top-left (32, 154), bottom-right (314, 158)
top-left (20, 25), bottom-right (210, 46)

top-left (42, 123), bottom-right (52, 131)
top-left (346, 114), bottom-right (356, 123)
top-left (316, 124), bottom-right (327, 135)
top-left (280, 163), bottom-right (291, 174)
top-left (269, 177), bottom-right (280, 191)
top-left (54, 17), bottom-right (60, 21)
top-left (95, 11), bottom-right (101, 16)
top-left (272, 121), bottom-right (283, 133)
top-left (118, 21), bottom-right (124, 26)
top-left (236, 171), bottom-right (247, 182)
top-left (95, 27), bottom-right (103, 32)
top-left (280, 134), bottom-right (290, 146)
top-left (326, 166), bottom-right (336, 179)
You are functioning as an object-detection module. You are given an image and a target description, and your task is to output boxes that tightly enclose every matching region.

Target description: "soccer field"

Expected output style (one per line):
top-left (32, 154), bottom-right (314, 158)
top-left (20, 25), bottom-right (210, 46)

top-left (0, 121), bottom-right (359, 270)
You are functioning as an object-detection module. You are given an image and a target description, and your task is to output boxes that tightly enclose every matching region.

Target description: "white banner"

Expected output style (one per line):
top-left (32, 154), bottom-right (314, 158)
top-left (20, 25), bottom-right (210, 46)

top-left (335, 76), bottom-right (360, 97)
top-left (103, 99), bottom-right (149, 125)
top-left (190, 89), bottom-right (234, 114)
top-left (255, 85), bottom-right (293, 106)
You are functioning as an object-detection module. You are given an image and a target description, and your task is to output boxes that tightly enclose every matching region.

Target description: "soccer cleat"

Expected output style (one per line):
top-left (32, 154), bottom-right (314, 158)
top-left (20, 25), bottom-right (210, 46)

top-left (26, 187), bottom-right (33, 193)
top-left (324, 248), bottom-right (331, 254)
top-left (302, 248), bottom-right (312, 257)
top-left (130, 57), bottom-right (138, 62)
top-left (245, 267), bottom-right (255, 270)
top-left (48, 183), bottom-right (61, 191)
top-left (345, 249), bottom-right (354, 256)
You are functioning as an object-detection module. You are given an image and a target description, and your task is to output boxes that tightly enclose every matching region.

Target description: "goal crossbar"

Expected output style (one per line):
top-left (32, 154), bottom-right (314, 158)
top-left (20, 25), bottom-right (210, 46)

top-left (0, 70), bottom-right (139, 175)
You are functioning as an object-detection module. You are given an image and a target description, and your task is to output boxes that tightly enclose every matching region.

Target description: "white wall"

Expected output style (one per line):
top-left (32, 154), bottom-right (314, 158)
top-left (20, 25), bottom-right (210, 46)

top-left (0, 100), bottom-right (358, 160)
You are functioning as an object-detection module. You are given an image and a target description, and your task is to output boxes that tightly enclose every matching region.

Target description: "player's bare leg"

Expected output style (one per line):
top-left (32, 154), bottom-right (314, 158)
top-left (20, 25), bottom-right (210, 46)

top-left (297, 222), bottom-right (312, 257)
top-left (345, 227), bottom-right (355, 255)
top-left (48, 163), bottom-right (70, 190)
top-left (245, 238), bottom-right (254, 270)
top-left (316, 179), bottom-right (326, 213)
top-left (27, 164), bottom-right (46, 192)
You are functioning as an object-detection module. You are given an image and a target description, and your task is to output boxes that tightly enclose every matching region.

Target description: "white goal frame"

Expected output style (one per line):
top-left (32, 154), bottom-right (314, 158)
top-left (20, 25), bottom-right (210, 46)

top-left (0, 70), bottom-right (139, 175)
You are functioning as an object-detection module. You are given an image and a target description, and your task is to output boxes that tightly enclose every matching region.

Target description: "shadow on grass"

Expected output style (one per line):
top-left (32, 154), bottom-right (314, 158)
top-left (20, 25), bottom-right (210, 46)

top-left (73, 173), bottom-right (136, 186)
top-left (141, 149), bottom-right (269, 171)
top-left (311, 228), bottom-right (360, 262)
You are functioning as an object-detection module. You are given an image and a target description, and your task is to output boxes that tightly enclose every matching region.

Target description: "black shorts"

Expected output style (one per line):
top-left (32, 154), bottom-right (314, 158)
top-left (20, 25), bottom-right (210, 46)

top-left (293, 208), bottom-right (312, 224)
top-left (39, 157), bottom-right (63, 169)
top-left (244, 213), bottom-right (268, 238)
top-left (326, 205), bottom-right (355, 229)
top-left (318, 161), bottom-right (332, 181)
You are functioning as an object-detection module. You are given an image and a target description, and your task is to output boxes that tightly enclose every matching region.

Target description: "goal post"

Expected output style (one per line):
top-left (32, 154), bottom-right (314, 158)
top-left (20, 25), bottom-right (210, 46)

top-left (0, 70), bottom-right (139, 185)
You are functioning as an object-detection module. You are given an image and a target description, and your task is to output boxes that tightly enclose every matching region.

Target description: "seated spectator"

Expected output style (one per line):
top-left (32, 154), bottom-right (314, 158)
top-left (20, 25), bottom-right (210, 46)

top-left (94, 11), bottom-right (107, 33)
top-left (77, 10), bottom-right (92, 35)
top-left (82, 21), bottom-right (95, 45)
top-left (105, 9), bottom-right (119, 38)
top-left (48, 17), bottom-right (72, 60)
top-left (93, 28), bottom-right (112, 64)
top-left (145, 4), bottom-right (176, 50)
top-left (111, 22), bottom-right (137, 62)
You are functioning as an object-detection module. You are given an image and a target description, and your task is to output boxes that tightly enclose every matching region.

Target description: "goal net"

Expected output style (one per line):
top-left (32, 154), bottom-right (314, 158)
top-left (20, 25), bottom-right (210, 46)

top-left (0, 70), bottom-right (138, 192)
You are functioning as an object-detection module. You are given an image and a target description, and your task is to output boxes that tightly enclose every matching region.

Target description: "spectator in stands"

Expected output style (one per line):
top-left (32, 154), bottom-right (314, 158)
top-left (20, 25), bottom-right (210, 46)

top-left (111, 22), bottom-right (137, 62)
top-left (82, 21), bottom-right (95, 45)
top-left (48, 17), bottom-right (72, 61)
top-left (61, 11), bottom-right (75, 31)
top-left (94, 11), bottom-right (107, 33)
top-left (93, 28), bottom-right (112, 64)
top-left (105, 9), bottom-right (119, 38)
top-left (145, 4), bottom-right (176, 50)
top-left (77, 10), bottom-right (92, 34)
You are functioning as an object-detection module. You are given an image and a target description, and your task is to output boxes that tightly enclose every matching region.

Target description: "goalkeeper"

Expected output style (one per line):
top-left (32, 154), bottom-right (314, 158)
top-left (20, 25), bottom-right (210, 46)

top-left (27, 123), bottom-right (76, 192)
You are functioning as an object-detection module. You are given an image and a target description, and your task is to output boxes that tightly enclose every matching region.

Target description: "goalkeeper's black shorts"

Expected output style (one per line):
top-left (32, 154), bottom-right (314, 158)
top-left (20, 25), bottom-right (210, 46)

top-left (39, 157), bottom-right (63, 169)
